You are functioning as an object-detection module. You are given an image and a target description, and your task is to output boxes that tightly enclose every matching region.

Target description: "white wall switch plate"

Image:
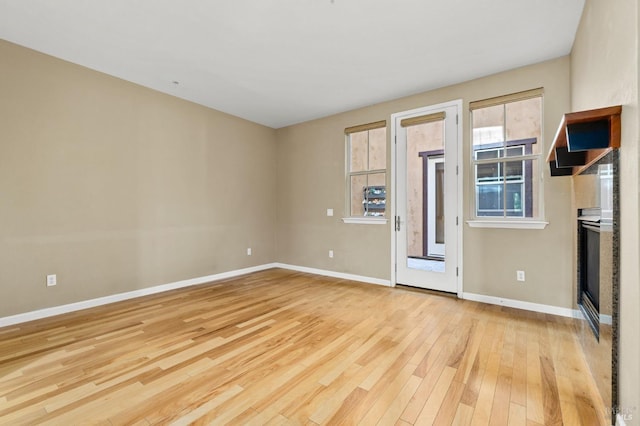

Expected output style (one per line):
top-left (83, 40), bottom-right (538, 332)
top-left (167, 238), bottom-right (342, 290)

top-left (329, 250), bottom-right (334, 258)
top-left (47, 274), bottom-right (57, 287)
top-left (247, 248), bottom-right (252, 256)
top-left (327, 208), bottom-right (333, 217)
top-left (516, 270), bottom-right (525, 282)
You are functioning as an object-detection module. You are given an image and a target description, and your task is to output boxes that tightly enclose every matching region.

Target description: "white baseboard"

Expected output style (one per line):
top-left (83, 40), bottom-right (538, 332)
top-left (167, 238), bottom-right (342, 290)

top-left (462, 292), bottom-right (578, 318)
top-left (2, 263), bottom-right (593, 328)
top-left (572, 307), bottom-right (614, 325)
top-left (0, 263), bottom-right (391, 328)
top-left (600, 313), bottom-right (613, 325)
top-left (0, 263), bottom-right (278, 328)
top-left (273, 263), bottom-right (391, 287)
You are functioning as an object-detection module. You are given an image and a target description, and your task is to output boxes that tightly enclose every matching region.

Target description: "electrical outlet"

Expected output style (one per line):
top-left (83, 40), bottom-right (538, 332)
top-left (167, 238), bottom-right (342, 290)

top-left (329, 250), bottom-right (334, 258)
top-left (516, 270), bottom-right (525, 282)
top-left (247, 248), bottom-right (252, 256)
top-left (46, 274), bottom-right (57, 287)
top-left (327, 208), bottom-right (334, 217)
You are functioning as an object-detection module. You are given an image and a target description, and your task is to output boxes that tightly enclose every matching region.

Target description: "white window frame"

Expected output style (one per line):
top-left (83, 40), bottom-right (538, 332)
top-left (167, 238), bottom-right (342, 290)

top-left (342, 121), bottom-right (388, 224)
top-left (467, 89), bottom-right (548, 229)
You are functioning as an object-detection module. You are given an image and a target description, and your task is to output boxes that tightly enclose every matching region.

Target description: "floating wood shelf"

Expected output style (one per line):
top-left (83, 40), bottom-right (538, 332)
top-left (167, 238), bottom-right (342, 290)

top-left (547, 105), bottom-right (622, 176)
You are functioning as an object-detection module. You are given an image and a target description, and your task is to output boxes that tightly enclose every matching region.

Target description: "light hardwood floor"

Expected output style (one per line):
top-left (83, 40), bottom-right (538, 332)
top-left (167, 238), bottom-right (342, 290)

top-left (0, 268), bottom-right (608, 425)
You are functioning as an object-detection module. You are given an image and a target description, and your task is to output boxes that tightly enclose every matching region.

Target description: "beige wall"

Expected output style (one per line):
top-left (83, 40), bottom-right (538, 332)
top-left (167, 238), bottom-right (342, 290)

top-left (0, 39), bottom-right (575, 321)
top-left (0, 40), bottom-right (278, 317)
top-left (571, 0), bottom-right (640, 421)
top-left (276, 119), bottom-right (391, 278)
top-left (276, 56), bottom-right (574, 308)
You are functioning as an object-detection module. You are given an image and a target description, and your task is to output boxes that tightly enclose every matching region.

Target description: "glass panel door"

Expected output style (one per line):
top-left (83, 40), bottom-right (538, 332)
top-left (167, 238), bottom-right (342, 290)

top-left (394, 102), bottom-right (459, 293)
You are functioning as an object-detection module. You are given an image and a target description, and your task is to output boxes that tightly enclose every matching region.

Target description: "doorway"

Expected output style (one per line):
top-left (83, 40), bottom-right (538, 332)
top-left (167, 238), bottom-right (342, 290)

top-left (392, 100), bottom-right (462, 294)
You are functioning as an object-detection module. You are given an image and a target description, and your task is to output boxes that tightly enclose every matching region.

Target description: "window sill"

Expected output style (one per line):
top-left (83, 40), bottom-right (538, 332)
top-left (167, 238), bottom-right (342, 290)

top-left (342, 217), bottom-right (388, 225)
top-left (466, 219), bottom-right (548, 230)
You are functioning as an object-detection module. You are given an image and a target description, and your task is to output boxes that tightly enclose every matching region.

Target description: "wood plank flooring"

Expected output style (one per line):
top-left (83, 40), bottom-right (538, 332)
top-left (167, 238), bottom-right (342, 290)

top-left (0, 268), bottom-right (608, 425)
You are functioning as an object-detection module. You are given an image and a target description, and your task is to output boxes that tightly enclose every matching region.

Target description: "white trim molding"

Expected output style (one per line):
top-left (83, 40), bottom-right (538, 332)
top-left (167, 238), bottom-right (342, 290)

top-left (274, 263), bottom-right (391, 287)
top-left (462, 292), bottom-right (577, 318)
top-left (3, 263), bottom-right (594, 329)
top-left (600, 314), bottom-right (613, 326)
top-left (466, 220), bottom-right (548, 229)
top-left (571, 307), bottom-right (614, 325)
top-left (0, 263), bottom-right (392, 328)
top-left (0, 263), bottom-right (279, 328)
top-left (342, 217), bottom-right (388, 225)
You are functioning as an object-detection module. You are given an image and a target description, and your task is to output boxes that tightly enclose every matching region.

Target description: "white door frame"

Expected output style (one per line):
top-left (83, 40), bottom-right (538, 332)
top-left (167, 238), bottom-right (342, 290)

top-left (389, 99), bottom-right (464, 297)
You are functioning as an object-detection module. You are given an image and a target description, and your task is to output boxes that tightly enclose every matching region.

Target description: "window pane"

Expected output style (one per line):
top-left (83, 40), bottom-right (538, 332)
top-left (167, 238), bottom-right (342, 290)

top-left (477, 162), bottom-right (501, 181)
top-left (406, 128), bottom-right (427, 257)
top-left (408, 121), bottom-right (444, 152)
top-left (350, 174), bottom-right (367, 216)
top-left (364, 173), bottom-right (386, 217)
top-left (472, 104), bottom-right (504, 153)
top-left (368, 172), bottom-right (386, 187)
top-left (475, 159), bottom-right (538, 218)
top-left (506, 97), bottom-right (542, 155)
top-left (351, 173), bottom-right (387, 217)
top-left (349, 131), bottom-right (368, 172)
top-left (476, 149), bottom-right (501, 160)
top-left (406, 120), bottom-right (444, 256)
top-left (506, 146), bottom-right (525, 157)
top-left (505, 160), bottom-right (523, 180)
top-left (435, 162), bottom-right (445, 244)
top-left (477, 184), bottom-right (503, 216)
top-left (528, 159), bottom-right (539, 218)
top-left (506, 183), bottom-right (524, 217)
top-left (368, 127), bottom-right (386, 170)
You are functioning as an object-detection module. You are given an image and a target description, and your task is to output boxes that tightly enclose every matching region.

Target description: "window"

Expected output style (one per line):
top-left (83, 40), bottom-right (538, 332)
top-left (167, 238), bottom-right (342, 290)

top-left (345, 121), bottom-right (387, 218)
top-left (475, 146), bottom-right (526, 217)
top-left (470, 89), bottom-right (543, 220)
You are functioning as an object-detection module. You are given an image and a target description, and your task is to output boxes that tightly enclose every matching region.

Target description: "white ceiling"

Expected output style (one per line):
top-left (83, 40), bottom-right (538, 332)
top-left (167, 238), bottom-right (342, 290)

top-left (0, 0), bottom-right (585, 128)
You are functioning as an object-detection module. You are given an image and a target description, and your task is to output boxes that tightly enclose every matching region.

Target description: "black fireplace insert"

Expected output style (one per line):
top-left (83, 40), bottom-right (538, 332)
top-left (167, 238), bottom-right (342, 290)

top-left (578, 207), bottom-right (601, 339)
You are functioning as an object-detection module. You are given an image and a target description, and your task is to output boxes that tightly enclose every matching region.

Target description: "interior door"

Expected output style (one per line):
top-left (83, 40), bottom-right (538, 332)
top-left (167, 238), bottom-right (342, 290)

top-left (394, 102), bottom-right (459, 293)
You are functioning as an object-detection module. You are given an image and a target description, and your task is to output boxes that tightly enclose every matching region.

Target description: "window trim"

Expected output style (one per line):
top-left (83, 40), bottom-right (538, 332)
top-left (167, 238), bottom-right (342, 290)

top-left (342, 217), bottom-right (388, 225)
top-left (470, 91), bottom-right (545, 222)
top-left (466, 219), bottom-right (548, 229)
top-left (344, 121), bottom-right (387, 221)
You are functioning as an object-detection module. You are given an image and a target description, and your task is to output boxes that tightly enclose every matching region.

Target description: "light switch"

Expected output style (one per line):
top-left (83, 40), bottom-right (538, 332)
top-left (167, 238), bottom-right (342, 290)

top-left (47, 274), bottom-right (57, 287)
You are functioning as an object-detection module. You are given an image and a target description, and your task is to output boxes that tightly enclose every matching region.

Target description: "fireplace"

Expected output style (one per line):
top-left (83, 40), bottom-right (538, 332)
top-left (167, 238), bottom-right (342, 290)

top-left (578, 207), bottom-right (601, 339)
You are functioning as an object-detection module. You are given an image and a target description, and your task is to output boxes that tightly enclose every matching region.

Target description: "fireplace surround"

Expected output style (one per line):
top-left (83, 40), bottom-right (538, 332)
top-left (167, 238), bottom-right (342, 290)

top-left (548, 106), bottom-right (621, 425)
top-left (573, 152), bottom-right (618, 418)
